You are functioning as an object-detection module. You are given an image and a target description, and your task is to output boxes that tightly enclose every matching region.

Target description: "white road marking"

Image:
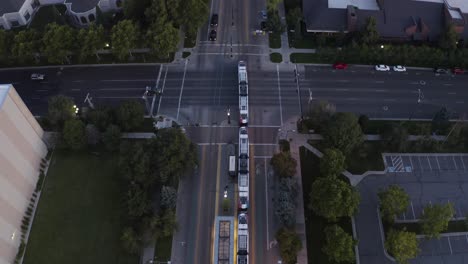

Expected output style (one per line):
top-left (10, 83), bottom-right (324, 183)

top-left (448, 237), bottom-right (453, 254)
top-left (375, 89), bottom-right (387, 92)
top-left (157, 66), bottom-right (169, 115)
top-left (453, 156), bottom-right (458, 170)
top-left (444, 84), bottom-right (453, 86)
top-left (411, 201), bottom-right (416, 219)
top-left (435, 156), bottom-right (441, 170)
top-left (176, 60), bottom-right (188, 121)
top-left (346, 97), bottom-right (358, 100)
top-left (276, 65), bottom-right (283, 126)
top-left (456, 101), bottom-right (464, 104)
top-left (461, 157), bottom-right (467, 171)
top-left (427, 156), bottom-right (432, 170)
top-left (100, 79), bottom-right (154, 82)
top-left (195, 52), bottom-right (265, 56)
top-left (264, 159), bottom-right (270, 250)
top-left (375, 81), bottom-right (385, 83)
top-left (448, 92), bottom-right (456, 95)
top-left (337, 80), bottom-right (350, 83)
top-left (409, 156), bottom-right (414, 169)
top-left (150, 64), bottom-right (163, 116)
top-left (72, 80), bottom-right (85, 83)
top-left (335, 88), bottom-right (349, 91)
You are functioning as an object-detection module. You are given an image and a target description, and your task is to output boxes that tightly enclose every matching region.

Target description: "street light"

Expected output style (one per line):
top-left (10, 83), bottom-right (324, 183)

top-left (223, 185), bottom-right (228, 198)
top-left (380, 45), bottom-right (384, 49)
top-left (227, 107), bottom-right (231, 124)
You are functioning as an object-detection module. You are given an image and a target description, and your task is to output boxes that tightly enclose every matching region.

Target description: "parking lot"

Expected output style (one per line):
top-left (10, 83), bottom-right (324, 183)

top-left (356, 153), bottom-right (468, 264)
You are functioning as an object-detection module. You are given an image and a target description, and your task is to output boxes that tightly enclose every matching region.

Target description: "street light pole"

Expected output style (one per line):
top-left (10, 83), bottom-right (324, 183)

top-left (294, 64), bottom-right (304, 120)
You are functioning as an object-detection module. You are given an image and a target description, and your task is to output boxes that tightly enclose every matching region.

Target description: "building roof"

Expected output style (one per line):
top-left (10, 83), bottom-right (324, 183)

top-left (0, 0), bottom-right (26, 15)
top-left (0, 84), bottom-right (11, 110)
top-left (65, 0), bottom-right (100, 13)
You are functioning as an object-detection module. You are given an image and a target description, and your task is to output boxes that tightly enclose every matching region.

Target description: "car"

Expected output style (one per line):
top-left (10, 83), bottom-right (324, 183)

top-left (260, 10), bottom-right (267, 20)
top-left (210, 14), bottom-right (218, 27)
top-left (209, 30), bottom-right (217, 41)
top-left (393, 65), bottom-right (406, 72)
top-left (434, 68), bottom-right (449, 74)
top-left (333, 62), bottom-right (348, 70)
top-left (453, 67), bottom-right (464, 74)
top-left (238, 213), bottom-right (248, 230)
top-left (31, 73), bottom-right (45, 80)
top-left (375, 65), bottom-right (390, 71)
top-left (239, 192), bottom-right (249, 210)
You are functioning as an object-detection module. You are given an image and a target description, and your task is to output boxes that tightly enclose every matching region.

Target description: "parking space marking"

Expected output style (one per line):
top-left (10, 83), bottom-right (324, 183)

top-left (436, 156), bottom-right (441, 170)
top-left (448, 237), bottom-right (453, 254)
top-left (427, 156), bottom-right (432, 170)
top-left (411, 201), bottom-right (416, 219)
top-left (410, 156), bottom-right (414, 169)
top-left (453, 156), bottom-right (458, 170)
top-left (461, 157), bottom-right (467, 171)
top-left (418, 156), bottom-right (423, 171)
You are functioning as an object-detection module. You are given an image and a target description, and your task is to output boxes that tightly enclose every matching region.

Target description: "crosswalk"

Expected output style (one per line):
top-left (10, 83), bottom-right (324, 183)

top-left (387, 155), bottom-right (412, 172)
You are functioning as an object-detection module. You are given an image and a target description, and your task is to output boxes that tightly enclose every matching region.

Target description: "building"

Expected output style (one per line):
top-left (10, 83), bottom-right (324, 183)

top-left (0, 0), bottom-right (122, 30)
top-left (0, 84), bottom-right (48, 264)
top-left (303, 0), bottom-right (468, 41)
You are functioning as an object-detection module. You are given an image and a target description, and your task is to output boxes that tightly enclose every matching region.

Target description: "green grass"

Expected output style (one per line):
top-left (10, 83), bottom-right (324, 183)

top-left (383, 219), bottom-right (468, 236)
top-left (29, 5), bottom-right (67, 31)
top-left (288, 30), bottom-right (317, 49)
top-left (182, 52), bottom-right (191, 58)
top-left (290, 53), bottom-right (320, 63)
top-left (345, 141), bottom-right (386, 174)
top-left (269, 33), bottom-right (281, 49)
top-left (23, 150), bottom-right (138, 264)
top-left (300, 147), bottom-right (355, 264)
top-left (154, 235), bottom-right (172, 261)
top-left (270, 53), bottom-right (283, 63)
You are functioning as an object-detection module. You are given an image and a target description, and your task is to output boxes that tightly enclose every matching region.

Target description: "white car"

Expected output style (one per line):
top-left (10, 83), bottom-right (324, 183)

top-left (393, 65), bottom-right (406, 72)
top-left (375, 65), bottom-right (390, 71)
top-left (31, 73), bottom-right (45, 80)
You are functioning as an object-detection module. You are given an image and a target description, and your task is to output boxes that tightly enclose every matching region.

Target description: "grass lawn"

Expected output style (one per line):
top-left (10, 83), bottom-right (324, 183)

top-left (23, 150), bottom-right (138, 264)
top-left (290, 53), bottom-right (321, 63)
top-left (270, 53), bottom-right (283, 63)
top-left (269, 33), bottom-right (282, 49)
top-left (300, 147), bottom-right (355, 264)
top-left (288, 31), bottom-right (316, 49)
top-left (346, 141), bottom-right (386, 174)
top-left (154, 235), bottom-right (172, 261)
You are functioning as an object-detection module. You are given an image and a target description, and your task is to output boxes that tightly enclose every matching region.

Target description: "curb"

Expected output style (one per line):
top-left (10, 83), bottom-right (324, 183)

top-left (0, 62), bottom-right (164, 71)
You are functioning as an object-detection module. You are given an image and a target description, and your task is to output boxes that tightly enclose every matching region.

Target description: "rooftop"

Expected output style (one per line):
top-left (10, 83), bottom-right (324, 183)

top-left (0, 0), bottom-right (25, 15)
top-left (65, 0), bottom-right (100, 13)
top-left (328, 0), bottom-right (379, 10)
top-left (0, 84), bottom-right (11, 110)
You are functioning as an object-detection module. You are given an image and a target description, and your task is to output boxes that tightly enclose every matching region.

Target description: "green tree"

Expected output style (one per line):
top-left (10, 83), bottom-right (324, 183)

top-left (266, 10), bottom-right (286, 35)
top-left (62, 119), bottom-right (86, 150)
top-left (309, 177), bottom-right (360, 221)
top-left (0, 29), bottom-right (13, 63)
top-left (147, 209), bottom-right (178, 240)
top-left (276, 228), bottom-right (302, 264)
top-left (421, 203), bottom-right (454, 238)
top-left (111, 20), bottom-right (139, 61)
top-left (87, 106), bottom-right (115, 131)
top-left (85, 124), bottom-right (100, 145)
top-left (361, 16), bottom-right (379, 45)
top-left (41, 23), bottom-right (75, 64)
top-left (382, 124), bottom-right (408, 152)
top-left (286, 7), bottom-right (303, 30)
top-left (322, 225), bottom-right (356, 263)
top-left (378, 185), bottom-right (410, 223)
top-left (121, 227), bottom-right (141, 254)
top-left (320, 148), bottom-right (346, 177)
top-left (270, 151), bottom-right (297, 178)
top-left (439, 23), bottom-right (458, 50)
top-left (160, 185), bottom-right (177, 210)
top-left (12, 29), bottom-right (40, 64)
top-left (127, 183), bottom-right (150, 217)
top-left (323, 112), bottom-right (364, 155)
top-left (77, 24), bottom-right (105, 62)
top-left (48, 95), bottom-right (75, 129)
top-left (116, 100), bottom-right (145, 131)
top-left (178, 0), bottom-right (209, 33)
top-left (146, 21), bottom-right (179, 58)
top-left (306, 100), bottom-right (336, 132)
top-left (102, 124), bottom-right (121, 152)
top-left (385, 229), bottom-right (419, 264)
top-left (267, 0), bottom-right (283, 11)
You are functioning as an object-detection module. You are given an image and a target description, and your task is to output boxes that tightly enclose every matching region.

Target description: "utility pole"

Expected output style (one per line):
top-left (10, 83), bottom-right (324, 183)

top-left (294, 64), bottom-right (304, 120)
top-left (227, 107), bottom-right (231, 124)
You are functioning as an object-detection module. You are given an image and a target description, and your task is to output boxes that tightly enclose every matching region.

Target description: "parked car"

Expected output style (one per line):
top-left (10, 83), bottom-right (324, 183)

top-left (453, 67), bottom-right (464, 74)
top-left (393, 65), bottom-right (406, 72)
top-left (31, 73), bottom-right (45, 80)
top-left (434, 68), bottom-right (449, 74)
top-left (210, 14), bottom-right (218, 27)
top-left (260, 10), bottom-right (267, 20)
top-left (260, 21), bottom-right (267, 31)
top-left (209, 30), bottom-right (217, 41)
top-left (333, 62), bottom-right (348, 70)
top-left (375, 65), bottom-right (390, 71)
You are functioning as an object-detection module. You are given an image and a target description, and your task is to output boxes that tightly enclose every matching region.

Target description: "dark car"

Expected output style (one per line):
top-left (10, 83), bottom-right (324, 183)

top-left (209, 30), bottom-right (217, 41)
top-left (453, 67), bottom-right (464, 74)
top-left (260, 21), bottom-right (266, 31)
top-left (332, 62), bottom-right (348, 70)
top-left (210, 14), bottom-right (218, 27)
top-left (434, 68), bottom-right (449, 74)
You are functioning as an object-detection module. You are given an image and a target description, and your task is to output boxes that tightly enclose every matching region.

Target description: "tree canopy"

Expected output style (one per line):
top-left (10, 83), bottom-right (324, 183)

top-left (320, 148), bottom-right (346, 177)
top-left (276, 228), bottom-right (302, 264)
top-left (323, 112), bottom-right (364, 155)
top-left (12, 30), bottom-right (40, 64)
top-left (116, 100), bottom-right (145, 131)
top-left (439, 23), bottom-right (458, 50)
top-left (385, 229), bottom-right (419, 264)
top-left (111, 20), bottom-right (139, 61)
top-left (102, 124), bottom-right (121, 152)
top-left (62, 119), bottom-right (86, 150)
top-left (378, 185), bottom-right (410, 223)
top-left (421, 203), bottom-right (454, 238)
top-left (48, 95), bottom-right (75, 129)
top-left (270, 151), bottom-right (297, 178)
top-left (322, 225), bottom-right (356, 263)
top-left (77, 24), bottom-right (105, 62)
top-left (309, 177), bottom-right (360, 221)
top-left (41, 23), bottom-right (75, 64)
top-left (361, 16), bottom-right (379, 45)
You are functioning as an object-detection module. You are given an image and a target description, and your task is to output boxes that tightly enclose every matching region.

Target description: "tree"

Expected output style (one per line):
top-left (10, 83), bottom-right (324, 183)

top-left (121, 227), bottom-right (141, 254)
top-left (378, 185), bottom-right (410, 223)
top-left (361, 16), bottom-right (379, 45)
top-left (41, 23), bottom-right (75, 64)
top-left (178, 0), bottom-right (209, 33)
top-left (127, 183), bottom-right (150, 218)
top-left (323, 112), bottom-right (364, 155)
top-left (275, 178), bottom-right (298, 227)
top-left (267, 0), bottom-right (283, 11)
top-left (147, 128), bottom-right (197, 185)
top-left (102, 124), bottom-right (121, 152)
top-left (270, 151), bottom-right (297, 178)
top-left (421, 203), bottom-right (454, 238)
top-left (439, 23), bottom-right (458, 50)
top-left (320, 148), bottom-right (346, 177)
top-left (276, 228), bottom-right (302, 264)
top-left (266, 10), bottom-right (285, 35)
top-left (119, 141), bottom-right (153, 185)
top-left (48, 95), bottom-right (75, 129)
top-left (160, 185), bottom-right (177, 210)
top-left (12, 29), bottom-right (40, 64)
top-left (358, 114), bottom-right (369, 132)
top-left (147, 209), bottom-right (178, 240)
top-left (306, 100), bottom-right (335, 132)
top-left (309, 177), bottom-right (360, 221)
top-left (77, 24), bottom-right (105, 62)
top-left (87, 106), bottom-right (115, 131)
top-left (85, 124), bottom-right (100, 145)
top-left (62, 119), bottom-right (86, 150)
top-left (385, 229), bottom-right (419, 264)
top-left (322, 225), bottom-right (356, 263)
top-left (111, 20), bottom-right (139, 61)
top-left (116, 100), bottom-right (145, 131)
top-left (432, 107), bottom-right (451, 135)
top-left (0, 29), bottom-right (13, 63)
top-left (382, 124), bottom-right (408, 152)
top-left (146, 21), bottom-right (179, 58)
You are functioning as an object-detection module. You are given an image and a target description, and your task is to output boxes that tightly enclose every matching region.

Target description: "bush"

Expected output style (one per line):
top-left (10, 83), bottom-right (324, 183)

top-left (270, 151), bottom-right (297, 178)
